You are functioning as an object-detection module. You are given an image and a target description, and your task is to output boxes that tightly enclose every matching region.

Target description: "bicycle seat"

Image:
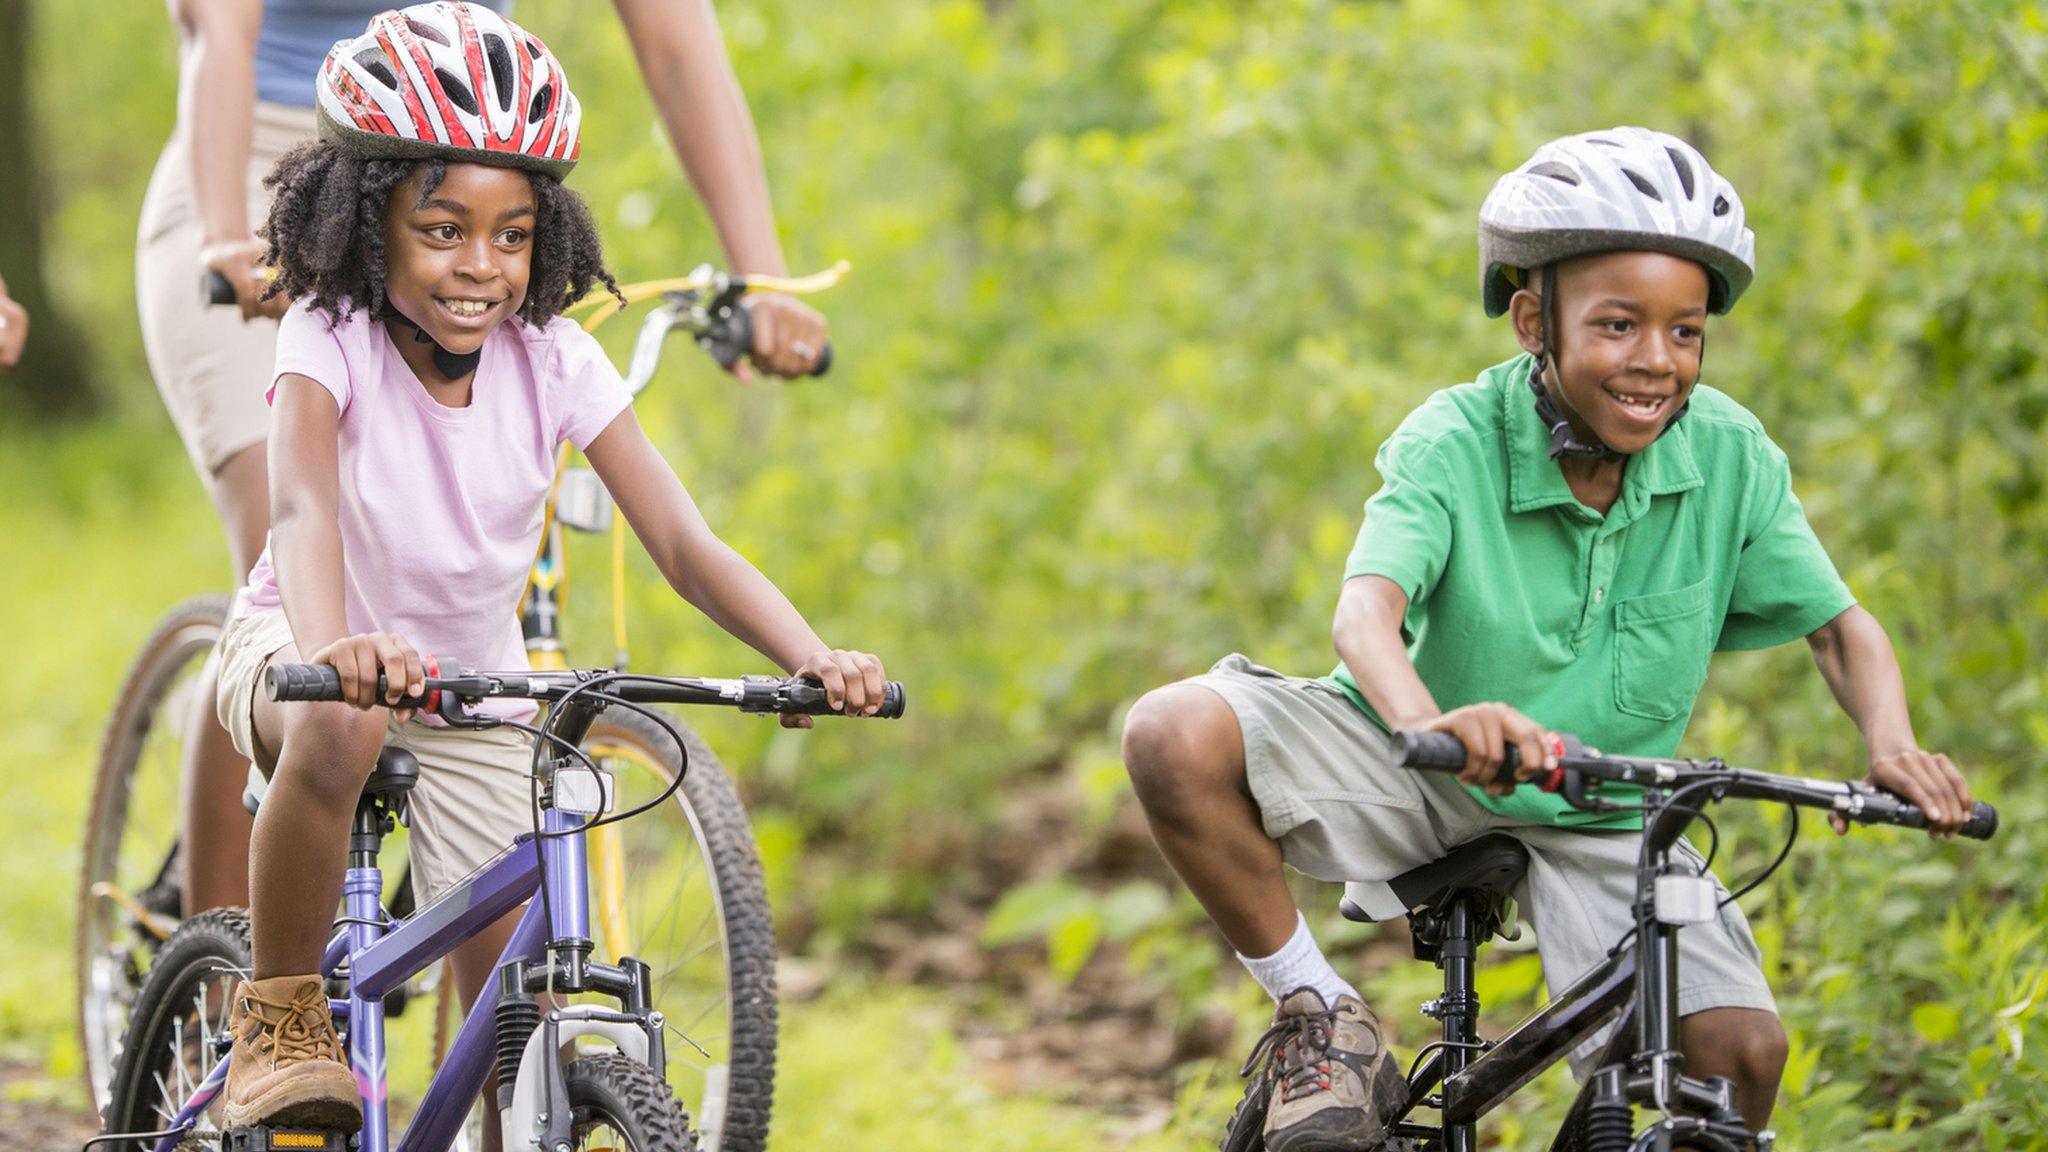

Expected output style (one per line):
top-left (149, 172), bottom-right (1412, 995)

top-left (240, 747), bottom-right (422, 815)
top-left (1337, 833), bottom-right (1530, 924)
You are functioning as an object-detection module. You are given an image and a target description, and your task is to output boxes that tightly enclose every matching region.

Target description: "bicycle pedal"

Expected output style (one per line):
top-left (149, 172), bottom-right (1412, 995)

top-left (222, 1126), bottom-right (355, 1152)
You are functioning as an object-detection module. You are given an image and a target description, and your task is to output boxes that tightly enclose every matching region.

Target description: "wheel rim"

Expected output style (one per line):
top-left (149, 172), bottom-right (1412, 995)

top-left (82, 612), bottom-right (225, 1110)
top-left (572, 1110), bottom-right (638, 1151)
top-left (583, 735), bottom-right (739, 1151)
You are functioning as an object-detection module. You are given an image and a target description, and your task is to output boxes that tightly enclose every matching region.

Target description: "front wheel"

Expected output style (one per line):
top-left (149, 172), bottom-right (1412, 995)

top-left (565, 1052), bottom-right (699, 1151)
top-left (577, 708), bottom-right (776, 1152)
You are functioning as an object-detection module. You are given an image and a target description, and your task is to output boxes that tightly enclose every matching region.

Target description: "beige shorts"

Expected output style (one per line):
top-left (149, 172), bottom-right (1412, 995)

top-left (214, 607), bottom-right (538, 903)
top-left (1186, 655), bottom-right (1776, 1073)
top-left (137, 103), bottom-right (317, 476)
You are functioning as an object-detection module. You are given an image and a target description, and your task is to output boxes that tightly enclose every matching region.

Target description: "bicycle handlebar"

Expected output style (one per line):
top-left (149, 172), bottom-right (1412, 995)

top-left (201, 270), bottom-right (239, 307)
top-left (264, 661), bottom-right (905, 720)
top-left (1394, 729), bottom-right (1997, 841)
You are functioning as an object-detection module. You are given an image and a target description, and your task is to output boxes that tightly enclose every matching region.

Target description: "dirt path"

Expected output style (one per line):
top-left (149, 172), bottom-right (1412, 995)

top-left (0, 1060), bottom-right (97, 1143)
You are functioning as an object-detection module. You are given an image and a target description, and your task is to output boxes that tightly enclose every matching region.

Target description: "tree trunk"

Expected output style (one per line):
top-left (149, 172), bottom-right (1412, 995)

top-left (0, 0), bottom-right (98, 414)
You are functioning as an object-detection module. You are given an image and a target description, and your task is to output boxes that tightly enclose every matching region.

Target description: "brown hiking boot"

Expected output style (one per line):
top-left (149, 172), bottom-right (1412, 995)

top-left (221, 975), bottom-right (362, 1130)
top-left (1242, 988), bottom-right (1406, 1152)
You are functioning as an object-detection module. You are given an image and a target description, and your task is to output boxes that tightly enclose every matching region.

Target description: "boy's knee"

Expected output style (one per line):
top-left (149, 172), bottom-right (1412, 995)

top-left (1121, 685), bottom-right (1243, 810)
top-left (1734, 1015), bottom-right (1789, 1086)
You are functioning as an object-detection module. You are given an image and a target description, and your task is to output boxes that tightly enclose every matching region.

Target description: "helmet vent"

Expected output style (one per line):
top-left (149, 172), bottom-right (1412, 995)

top-left (528, 83), bottom-right (554, 124)
top-left (355, 49), bottom-right (398, 89)
top-left (435, 68), bottom-right (480, 116)
top-left (1589, 137), bottom-right (1621, 147)
top-left (406, 15), bottom-right (452, 46)
top-left (1623, 169), bottom-right (1662, 200)
top-left (524, 36), bottom-right (544, 59)
top-left (483, 34), bottom-right (516, 113)
top-left (1529, 161), bottom-right (1580, 186)
top-left (1712, 195), bottom-right (1731, 216)
top-left (1665, 148), bottom-right (1696, 199)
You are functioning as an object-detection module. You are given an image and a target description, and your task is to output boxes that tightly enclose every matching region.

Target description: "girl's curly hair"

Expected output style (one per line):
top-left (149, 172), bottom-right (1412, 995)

top-left (259, 141), bottom-right (623, 327)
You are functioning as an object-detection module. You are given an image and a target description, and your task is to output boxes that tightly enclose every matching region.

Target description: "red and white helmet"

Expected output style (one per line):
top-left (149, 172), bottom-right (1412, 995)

top-left (315, 2), bottom-right (581, 179)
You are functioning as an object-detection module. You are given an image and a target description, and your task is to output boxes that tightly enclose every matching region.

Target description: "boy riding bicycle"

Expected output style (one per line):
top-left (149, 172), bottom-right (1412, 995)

top-left (213, 4), bottom-right (886, 1134)
top-left (1121, 126), bottom-right (1973, 1151)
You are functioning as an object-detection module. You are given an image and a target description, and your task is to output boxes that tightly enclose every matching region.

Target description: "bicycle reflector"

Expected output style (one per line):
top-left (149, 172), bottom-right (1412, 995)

top-left (227, 1128), bottom-right (351, 1152)
top-left (551, 765), bottom-right (615, 817)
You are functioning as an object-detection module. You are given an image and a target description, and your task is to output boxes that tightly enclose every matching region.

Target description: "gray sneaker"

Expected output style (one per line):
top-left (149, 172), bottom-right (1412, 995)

top-left (1241, 988), bottom-right (1406, 1152)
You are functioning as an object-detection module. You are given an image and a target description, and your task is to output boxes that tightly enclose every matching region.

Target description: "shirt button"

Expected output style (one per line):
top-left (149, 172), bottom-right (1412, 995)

top-left (1595, 587), bottom-right (1606, 603)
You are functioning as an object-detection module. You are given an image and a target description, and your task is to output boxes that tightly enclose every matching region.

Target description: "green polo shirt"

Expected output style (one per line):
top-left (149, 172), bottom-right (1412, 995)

top-left (1326, 354), bottom-right (1857, 829)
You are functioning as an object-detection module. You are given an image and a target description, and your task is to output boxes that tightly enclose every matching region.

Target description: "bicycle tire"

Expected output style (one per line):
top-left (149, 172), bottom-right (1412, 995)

top-left (564, 1051), bottom-right (700, 1152)
top-left (101, 907), bottom-right (251, 1140)
top-left (575, 708), bottom-right (776, 1152)
top-left (79, 593), bottom-right (233, 1112)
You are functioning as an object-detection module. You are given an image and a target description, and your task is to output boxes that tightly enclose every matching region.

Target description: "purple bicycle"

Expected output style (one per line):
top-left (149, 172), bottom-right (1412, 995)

top-left (95, 661), bottom-right (903, 1152)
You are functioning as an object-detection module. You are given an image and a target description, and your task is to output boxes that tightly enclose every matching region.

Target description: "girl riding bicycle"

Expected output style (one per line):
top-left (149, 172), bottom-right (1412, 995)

top-left (212, 3), bottom-right (888, 1132)
top-left (1122, 127), bottom-right (1974, 1152)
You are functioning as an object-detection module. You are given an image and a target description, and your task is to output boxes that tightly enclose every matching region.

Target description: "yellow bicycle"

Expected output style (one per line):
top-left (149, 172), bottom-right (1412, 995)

top-left (78, 262), bottom-right (849, 1152)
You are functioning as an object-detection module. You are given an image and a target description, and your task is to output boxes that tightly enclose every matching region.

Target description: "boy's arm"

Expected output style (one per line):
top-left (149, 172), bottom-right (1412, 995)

top-left (1334, 575), bottom-right (1555, 794)
top-left (269, 377), bottom-right (423, 709)
top-left (580, 407), bottom-right (885, 716)
top-left (610, 0), bottom-right (825, 380)
top-left (1805, 605), bottom-right (1971, 836)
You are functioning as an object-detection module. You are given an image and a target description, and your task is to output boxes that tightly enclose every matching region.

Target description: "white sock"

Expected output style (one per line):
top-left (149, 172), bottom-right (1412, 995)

top-left (1237, 912), bottom-right (1360, 1007)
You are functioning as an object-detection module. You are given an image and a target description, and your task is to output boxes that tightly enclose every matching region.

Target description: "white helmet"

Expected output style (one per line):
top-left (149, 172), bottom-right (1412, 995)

top-left (1478, 127), bottom-right (1755, 317)
top-left (315, 2), bottom-right (581, 179)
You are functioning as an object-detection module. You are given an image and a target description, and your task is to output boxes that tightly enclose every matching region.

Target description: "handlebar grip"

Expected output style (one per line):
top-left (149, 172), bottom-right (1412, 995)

top-left (266, 663), bottom-right (343, 702)
top-left (705, 304), bottom-right (833, 377)
top-left (1395, 730), bottom-right (1473, 773)
top-left (781, 679), bottom-right (906, 718)
top-left (1961, 801), bottom-right (1999, 840)
top-left (201, 270), bottom-right (238, 307)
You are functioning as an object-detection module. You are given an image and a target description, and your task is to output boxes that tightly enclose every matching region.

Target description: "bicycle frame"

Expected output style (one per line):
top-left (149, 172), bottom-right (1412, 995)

top-left (1375, 788), bottom-right (1762, 1152)
top-left (148, 702), bottom-right (631, 1152)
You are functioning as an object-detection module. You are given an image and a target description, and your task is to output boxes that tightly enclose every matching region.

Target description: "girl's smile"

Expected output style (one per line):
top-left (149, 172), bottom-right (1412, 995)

top-left (380, 162), bottom-right (537, 380)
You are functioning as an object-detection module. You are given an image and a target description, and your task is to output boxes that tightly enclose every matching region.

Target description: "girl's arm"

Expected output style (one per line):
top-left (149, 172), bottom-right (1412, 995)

top-left (581, 407), bottom-right (885, 716)
top-left (270, 377), bottom-right (424, 709)
top-left (1334, 575), bottom-right (1556, 794)
top-left (1806, 605), bottom-right (1971, 835)
top-left (170, 0), bottom-right (281, 320)
top-left (608, 0), bottom-right (826, 380)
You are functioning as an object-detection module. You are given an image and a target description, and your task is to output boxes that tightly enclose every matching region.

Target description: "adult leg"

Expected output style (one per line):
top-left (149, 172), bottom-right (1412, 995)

top-left (1680, 1007), bottom-right (1787, 1129)
top-left (179, 439), bottom-right (271, 914)
top-left (1122, 682), bottom-right (1297, 955)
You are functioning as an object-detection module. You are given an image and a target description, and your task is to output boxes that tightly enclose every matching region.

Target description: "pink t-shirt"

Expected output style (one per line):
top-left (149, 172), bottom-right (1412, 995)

top-left (240, 300), bottom-right (633, 718)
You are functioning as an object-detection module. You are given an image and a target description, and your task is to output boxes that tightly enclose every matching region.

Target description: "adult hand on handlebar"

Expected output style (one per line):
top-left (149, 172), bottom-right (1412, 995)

top-left (1419, 702), bottom-right (1558, 796)
top-left (738, 292), bottom-right (828, 381)
top-left (1839, 748), bottom-right (1973, 838)
top-left (785, 648), bottom-right (888, 728)
top-left (200, 236), bottom-right (288, 322)
top-left (308, 632), bottom-right (427, 721)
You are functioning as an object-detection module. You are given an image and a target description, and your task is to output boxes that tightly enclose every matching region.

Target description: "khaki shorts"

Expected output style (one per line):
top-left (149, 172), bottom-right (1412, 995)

top-left (137, 102), bottom-right (317, 475)
top-left (214, 607), bottom-right (538, 903)
top-left (1187, 655), bottom-right (1776, 1073)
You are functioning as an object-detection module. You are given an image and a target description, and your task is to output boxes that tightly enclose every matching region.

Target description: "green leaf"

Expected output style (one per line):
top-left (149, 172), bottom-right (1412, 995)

top-left (1911, 1003), bottom-right (1962, 1044)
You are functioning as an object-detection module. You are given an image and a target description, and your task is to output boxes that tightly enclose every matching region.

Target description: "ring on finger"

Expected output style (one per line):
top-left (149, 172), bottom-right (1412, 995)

top-left (792, 339), bottom-right (815, 361)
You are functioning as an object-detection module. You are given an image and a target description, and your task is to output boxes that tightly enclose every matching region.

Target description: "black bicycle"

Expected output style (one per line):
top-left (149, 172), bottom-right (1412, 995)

top-left (1221, 732), bottom-right (1998, 1152)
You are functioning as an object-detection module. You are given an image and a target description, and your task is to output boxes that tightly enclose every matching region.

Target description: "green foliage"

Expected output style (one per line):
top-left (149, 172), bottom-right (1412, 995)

top-left (14, 0), bottom-right (2048, 1143)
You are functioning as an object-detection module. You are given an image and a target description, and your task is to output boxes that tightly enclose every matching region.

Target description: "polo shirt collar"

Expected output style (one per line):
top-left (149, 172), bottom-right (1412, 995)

top-left (1499, 354), bottom-right (1705, 516)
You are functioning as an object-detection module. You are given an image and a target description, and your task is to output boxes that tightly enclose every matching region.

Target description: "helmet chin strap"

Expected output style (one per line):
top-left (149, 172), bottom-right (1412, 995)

top-left (383, 306), bottom-right (484, 381)
top-left (1528, 263), bottom-right (1694, 463)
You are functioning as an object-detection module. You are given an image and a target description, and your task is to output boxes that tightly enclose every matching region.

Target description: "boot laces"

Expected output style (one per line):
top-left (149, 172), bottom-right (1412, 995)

top-left (1240, 1005), bottom-right (1340, 1104)
top-left (240, 982), bottom-right (344, 1070)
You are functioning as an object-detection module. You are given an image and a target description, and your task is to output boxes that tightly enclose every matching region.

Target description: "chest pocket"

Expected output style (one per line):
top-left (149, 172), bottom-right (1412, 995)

top-left (1612, 579), bottom-right (1714, 721)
